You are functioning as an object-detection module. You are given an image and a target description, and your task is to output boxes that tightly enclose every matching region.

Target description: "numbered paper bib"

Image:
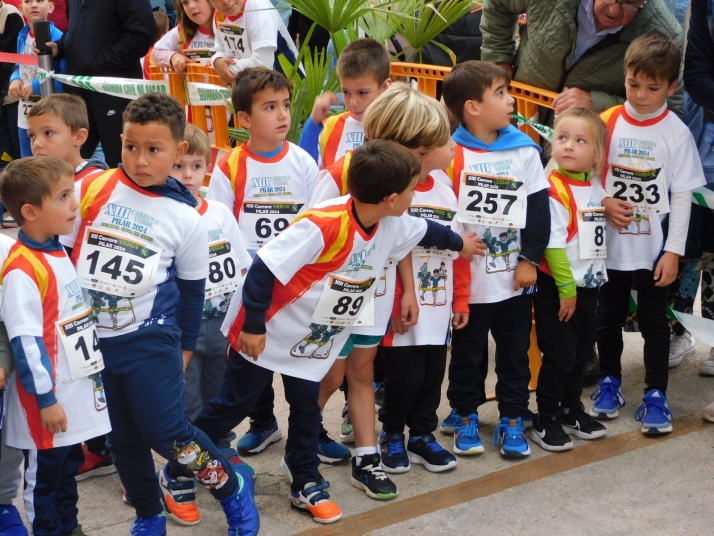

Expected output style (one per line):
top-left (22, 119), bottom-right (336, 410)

top-left (408, 205), bottom-right (456, 230)
top-left (218, 23), bottom-right (246, 57)
top-left (77, 228), bottom-right (162, 297)
top-left (457, 172), bottom-right (527, 228)
top-left (17, 96), bottom-right (40, 129)
top-left (412, 247), bottom-right (457, 260)
top-left (310, 274), bottom-right (375, 327)
top-left (56, 309), bottom-right (104, 381)
top-left (240, 202), bottom-right (302, 250)
top-left (184, 48), bottom-right (213, 65)
top-left (607, 165), bottom-right (669, 215)
top-left (206, 239), bottom-right (242, 297)
top-left (579, 209), bottom-right (607, 259)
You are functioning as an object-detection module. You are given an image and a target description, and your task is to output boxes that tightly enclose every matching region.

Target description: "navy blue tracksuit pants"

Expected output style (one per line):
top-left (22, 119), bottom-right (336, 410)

top-left (23, 444), bottom-right (84, 536)
top-left (178, 346), bottom-right (321, 493)
top-left (100, 324), bottom-right (238, 518)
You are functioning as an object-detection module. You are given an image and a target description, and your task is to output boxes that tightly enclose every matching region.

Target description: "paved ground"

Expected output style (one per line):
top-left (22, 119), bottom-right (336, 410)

top-left (3, 225), bottom-right (714, 535)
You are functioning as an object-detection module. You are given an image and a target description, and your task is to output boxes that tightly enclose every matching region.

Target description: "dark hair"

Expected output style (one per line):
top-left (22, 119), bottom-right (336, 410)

top-left (28, 93), bottom-right (89, 132)
top-left (347, 140), bottom-right (420, 204)
top-left (625, 30), bottom-right (681, 84)
top-left (231, 68), bottom-right (293, 114)
top-left (443, 61), bottom-right (511, 124)
top-left (0, 157), bottom-right (74, 226)
top-left (177, 1), bottom-right (215, 45)
top-left (336, 38), bottom-right (391, 85)
top-left (123, 92), bottom-right (186, 142)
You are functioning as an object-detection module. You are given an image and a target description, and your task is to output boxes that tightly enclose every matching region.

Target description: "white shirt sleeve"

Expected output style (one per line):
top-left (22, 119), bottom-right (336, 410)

top-left (207, 162), bottom-right (237, 213)
top-left (388, 214), bottom-right (428, 261)
top-left (257, 217), bottom-right (325, 285)
top-left (210, 17), bottom-right (229, 64)
top-left (228, 46), bottom-right (276, 74)
top-left (303, 153), bottom-right (319, 209)
top-left (154, 27), bottom-right (181, 55)
top-left (222, 205), bottom-right (253, 271)
top-left (668, 127), bottom-right (707, 193)
top-left (523, 147), bottom-right (549, 194)
top-left (308, 169), bottom-right (341, 209)
top-left (175, 214), bottom-right (209, 281)
top-left (663, 190), bottom-right (692, 256)
top-left (547, 197), bottom-right (568, 249)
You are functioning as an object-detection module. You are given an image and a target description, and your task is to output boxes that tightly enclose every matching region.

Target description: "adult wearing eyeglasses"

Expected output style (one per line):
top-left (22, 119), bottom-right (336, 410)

top-left (480, 0), bottom-right (684, 119)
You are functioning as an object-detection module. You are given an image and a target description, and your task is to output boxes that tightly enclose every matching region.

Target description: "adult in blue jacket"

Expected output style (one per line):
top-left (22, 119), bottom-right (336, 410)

top-left (44, 0), bottom-right (155, 167)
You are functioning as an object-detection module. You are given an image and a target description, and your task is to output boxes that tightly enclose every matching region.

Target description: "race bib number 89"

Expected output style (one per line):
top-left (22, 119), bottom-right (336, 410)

top-left (311, 275), bottom-right (375, 327)
top-left (607, 165), bottom-right (669, 215)
top-left (457, 172), bottom-right (527, 228)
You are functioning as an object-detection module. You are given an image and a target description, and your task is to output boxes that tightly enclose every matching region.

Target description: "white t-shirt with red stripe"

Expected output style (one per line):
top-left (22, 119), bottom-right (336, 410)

top-left (318, 112), bottom-right (364, 169)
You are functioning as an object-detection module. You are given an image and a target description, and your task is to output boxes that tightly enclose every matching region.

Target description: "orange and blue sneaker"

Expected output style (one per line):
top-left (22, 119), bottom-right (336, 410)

top-left (290, 482), bottom-right (342, 524)
top-left (453, 413), bottom-right (484, 455)
top-left (157, 466), bottom-right (200, 526)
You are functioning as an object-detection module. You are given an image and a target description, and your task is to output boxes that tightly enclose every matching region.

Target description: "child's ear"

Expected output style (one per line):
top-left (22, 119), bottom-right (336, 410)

top-left (48, 1), bottom-right (55, 14)
top-left (464, 100), bottom-right (479, 119)
top-left (20, 203), bottom-right (37, 223)
top-left (383, 192), bottom-right (398, 209)
top-left (381, 78), bottom-right (393, 91)
top-left (175, 140), bottom-right (189, 162)
top-left (237, 111), bottom-right (251, 129)
top-left (74, 128), bottom-right (88, 147)
top-left (667, 79), bottom-right (678, 97)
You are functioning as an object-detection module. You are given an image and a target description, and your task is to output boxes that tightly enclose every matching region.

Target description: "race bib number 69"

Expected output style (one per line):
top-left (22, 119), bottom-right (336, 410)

top-left (457, 172), bottom-right (527, 228)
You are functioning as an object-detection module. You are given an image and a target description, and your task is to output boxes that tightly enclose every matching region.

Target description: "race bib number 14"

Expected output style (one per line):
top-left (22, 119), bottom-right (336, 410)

top-left (56, 309), bottom-right (104, 381)
top-left (457, 172), bottom-right (527, 228)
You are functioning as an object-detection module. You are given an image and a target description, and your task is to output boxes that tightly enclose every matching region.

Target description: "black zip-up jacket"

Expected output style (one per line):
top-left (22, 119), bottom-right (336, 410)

top-left (56, 0), bottom-right (154, 78)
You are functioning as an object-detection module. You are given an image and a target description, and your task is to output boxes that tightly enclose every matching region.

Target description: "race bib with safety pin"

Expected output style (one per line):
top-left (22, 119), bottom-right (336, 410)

top-left (218, 23), bottom-right (246, 56)
top-left (310, 275), bottom-right (376, 327)
top-left (457, 172), bottom-right (527, 228)
top-left (607, 165), bottom-right (669, 215)
top-left (77, 228), bottom-right (161, 297)
top-left (56, 309), bottom-right (104, 381)
top-left (578, 209), bottom-right (607, 259)
top-left (184, 48), bottom-right (213, 64)
top-left (206, 239), bottom-right (242, 297)
top-left (240, 202), bottom-right (302, 250)
top-left (18, 95), bottom-right (40, 129)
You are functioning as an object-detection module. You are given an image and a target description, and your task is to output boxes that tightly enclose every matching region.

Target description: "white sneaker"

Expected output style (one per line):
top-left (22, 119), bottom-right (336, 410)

top-left (669, 331), bottom-right (695, 368)
top-left (700, 348), bottom-right (714, 376)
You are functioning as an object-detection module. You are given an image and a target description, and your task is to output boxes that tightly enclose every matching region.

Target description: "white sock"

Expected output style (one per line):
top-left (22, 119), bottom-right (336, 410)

top-left (355, 446), bottom-right (378, 461)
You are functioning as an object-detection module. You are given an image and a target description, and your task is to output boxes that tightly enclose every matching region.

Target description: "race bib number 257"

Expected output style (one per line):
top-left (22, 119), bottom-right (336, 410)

top-left (457, 172), bottom-right (527, 229)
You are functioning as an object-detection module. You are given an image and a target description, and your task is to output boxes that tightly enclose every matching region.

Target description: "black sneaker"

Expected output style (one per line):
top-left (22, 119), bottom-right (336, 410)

top-left (561, 403), bottom-right (607, 440)
top-left (407, 434), bottom-right (457, 473)
top-left (531, 412), bottom-right (574, 452)
top-left (350, 454), bottom-right (398, 500)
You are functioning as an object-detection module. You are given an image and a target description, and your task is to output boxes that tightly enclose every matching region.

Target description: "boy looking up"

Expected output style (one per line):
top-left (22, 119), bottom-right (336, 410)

top-left (298, 38), bottom-right (392, 168)
top-left (593, 31), bottom-right (705, 434)
top-left (60, 93), bottom-right (258, 536)
top-left (0, 157), bottom-right (112, 536)
top-left (178, 140), bottom-right (484, 523)
top-left (442, 61), bottom-right (551, 458)
top-left (208, 67), bottom-right (319, 459)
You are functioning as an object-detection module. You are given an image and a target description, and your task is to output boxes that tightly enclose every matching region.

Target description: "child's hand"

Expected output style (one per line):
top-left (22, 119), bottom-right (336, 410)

top-left (21, 83), bottom-right (33, 100)
top-left (602, 197), bottom-right (635, 229)
top-left (40, 402), bottom-right (67, 433)
top-left (513, 261), bottom-right (537, 290)
top-left (400, 291), bottom-right (419, 328)
top-left (459, 233), bottom-right (487, 261)
top-left (7, 80), bottom-right (23, 100)
top-left (558, 296), bottom-right (577, 322)
top-left (654, 251), bottom-right (679, 287)
top-left (171, 53), bottom-right (191, 73)
top-left (238, 331), bottom-right (266, 361)
top-left (311, 92), bottom-right (340, 124)
top-left (390, 315), bottom-right (408, 335)
top-left (214, 57), bottom-right (237, 86)
top-left (0, 366), bottom-right (7, 389)
top-left (452, 312), bottom-right (469, 330)
top-left (182, 350), bottom-right (194, 372)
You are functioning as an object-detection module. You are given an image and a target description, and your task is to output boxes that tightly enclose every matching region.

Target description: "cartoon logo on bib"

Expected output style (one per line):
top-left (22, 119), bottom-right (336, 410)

top-left (290, 323), bottom-right (345, 359)
top-left (483, 227), bottom-right (520, 273)
top-left (89, 290), bottom-right (136, 331)
top-left (582, 264), bottom-right (606, 288)
top-left (416, 260), bottom-right (448, 307)
top-left (618, 213), bottom-right (651, 236)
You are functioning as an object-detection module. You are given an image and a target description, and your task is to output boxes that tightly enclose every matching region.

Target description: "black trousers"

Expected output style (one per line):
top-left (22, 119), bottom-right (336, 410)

top-left (597, 268), bottom-right (670, 393)
top-left (533, 271), bottom-right (599, 414)
top-left (447, 295), bottom-right (533, 417)
top-left (69, 87), bottom-right (129, 167)
top-left (379, 345), bottom-right (447, 436)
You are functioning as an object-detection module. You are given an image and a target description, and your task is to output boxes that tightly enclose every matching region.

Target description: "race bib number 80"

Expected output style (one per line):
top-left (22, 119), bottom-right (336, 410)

top-left (607, 165), bottom-right (669, 215)
top-left (457, 172), bottom-right (527, 228)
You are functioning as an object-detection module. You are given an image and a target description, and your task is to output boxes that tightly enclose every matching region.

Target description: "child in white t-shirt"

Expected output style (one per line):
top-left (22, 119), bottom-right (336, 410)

top-left (152, 0), bottom-right (216, 70)
top-left (593, 31), bottom-right (706, 435)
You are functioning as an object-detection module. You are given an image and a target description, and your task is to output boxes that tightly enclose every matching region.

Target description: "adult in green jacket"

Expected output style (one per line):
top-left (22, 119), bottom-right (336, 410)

top-left (480, 0), bottom-right (684, 119)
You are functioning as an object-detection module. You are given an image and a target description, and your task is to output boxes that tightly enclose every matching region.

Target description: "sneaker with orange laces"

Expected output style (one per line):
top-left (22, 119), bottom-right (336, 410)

top-left (290, 482), bottom-right (342, 524)
top-left (75, 444), bottom-right (116, 481)
top-left (158, 465), bottom-right (200, 526)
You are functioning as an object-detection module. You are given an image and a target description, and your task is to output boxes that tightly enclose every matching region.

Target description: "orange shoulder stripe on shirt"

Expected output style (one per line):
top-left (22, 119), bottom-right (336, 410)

top-left (449, 145), bottom-right (465, 199)
top-left (600, 105), bottom-right (624, 189)
top-left (224, 146), bottom-right (248, 222)
top-left (324, 152), bottom-right (352, 197)
top-left (320, 112), bottom-right (350, 168)
top-left (547, 171), bottom-right (579, 243)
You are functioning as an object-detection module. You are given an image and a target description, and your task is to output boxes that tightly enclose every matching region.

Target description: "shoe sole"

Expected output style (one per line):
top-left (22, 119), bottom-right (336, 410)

top-left (380, 461), bottom-right (411, 474)
top-left (669, 347), bottom-right (696, 368)
top-left (501, 446), bottom-right (531, 457)
top-left (640, 423), bottom-right (673, 434)
top-left (699, 365), bottom-right (714, 376)
top-left (589, 409), bottom-right (619, 419)
top-left (350, 477), bottom-right (398, 500)
top-left (407, 451), bottom-right (457, 473)
top-left (561, 424), bottom-right (607, 440)
top-left (317, 452), bottom-right (351, 465)
top-left (453, 443), bottom-right (484, 455)
top-left (530, 430), bottom-right (573, 452)
top-left (339, 431), bottom-right (355, 443)
top-left (290, 502), bottom-right (342, 524)
top-left (238, 428), bottom-right (282, 455)
top-left (439, 424), bottom-right (455, 434)
top-left (703, 413), bottom-right (714, 423)
top-left (75, 464), bottom-right (117, 482)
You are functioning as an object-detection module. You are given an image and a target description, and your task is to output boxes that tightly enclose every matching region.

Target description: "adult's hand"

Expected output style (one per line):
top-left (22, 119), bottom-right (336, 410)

top-left (497, 62), bottom-right (514, 78)
top-left (553, 87), bottom-right (592, 115)
top-left (32, 42), bottom-right (59, 58)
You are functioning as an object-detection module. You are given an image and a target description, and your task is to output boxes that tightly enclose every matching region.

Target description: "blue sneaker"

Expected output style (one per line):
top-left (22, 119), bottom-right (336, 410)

top-left (635, 389), bottom-right (673, 434)
top-left (236, 418), bottom-right (282, 454)
top-left (378, 431), bottom-right (410, 473)
top-left (220, 471), bottom-right (260, 536)
top-left (439, 408), bottom-right (459, 434)
top-left (453, 413), bottom-right (484, 455)
top-left (589, 375), bottom-right (626, 419)
top-left (407, 434), bottom-right (457, 472)
top-left (220, 447), bottom-right (256, 480)
top-left (492, 417), bottom-right (531, 457)
top-left (130, 513), bottom-right (167, 536)
top-left (0, 504), bottom-right (28, 536)
top-left (317, 427), bottom-right (351, 464)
